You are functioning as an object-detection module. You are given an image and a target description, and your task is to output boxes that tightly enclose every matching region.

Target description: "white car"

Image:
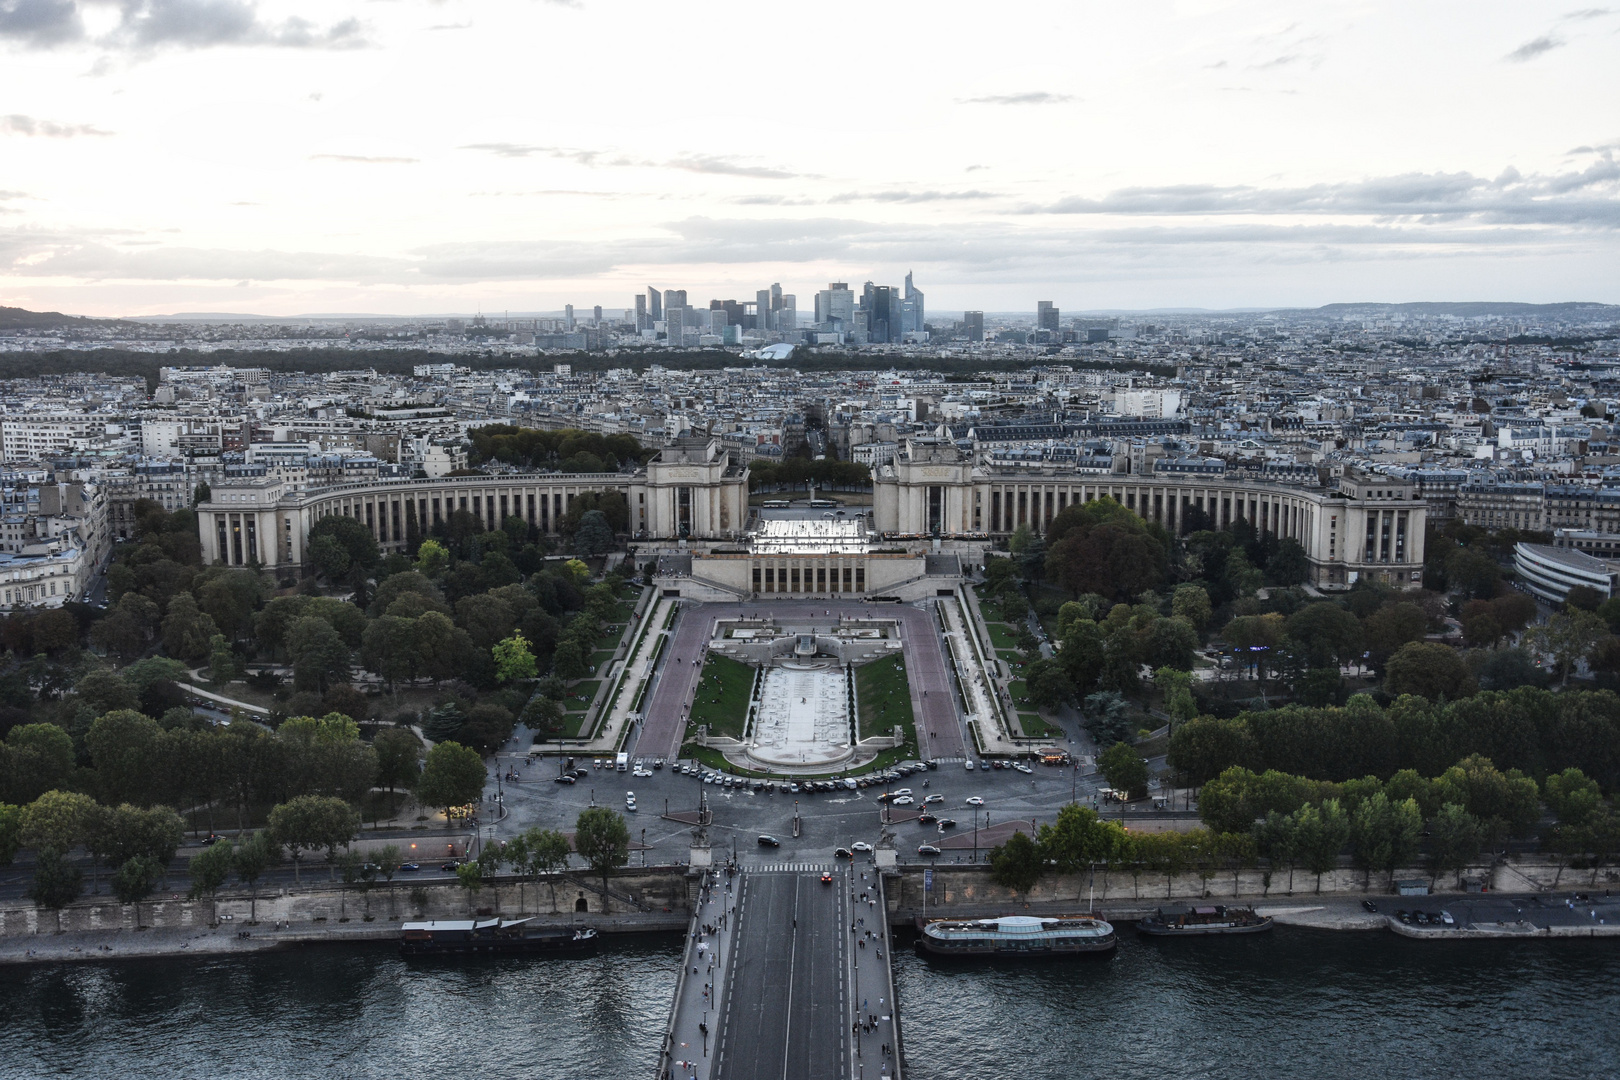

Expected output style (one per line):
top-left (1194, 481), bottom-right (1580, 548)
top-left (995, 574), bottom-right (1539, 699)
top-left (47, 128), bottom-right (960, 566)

top-left (964, 760), bottom-right (976, 772)
top-left (924, 793), bottom-right (945, 804)
top-left (892, 788), bottom-right (913, 797)
top-left (632, 768), bottom-right (653, 778)
top-left (625, 799), bottom-right (638, 812)
top-left (851, 841), bottom-right (874, 853)
top-left (965, 796), bottom-right (985, 806)
top-left (1013, 763), bottom-right (1033, 774)
top-left (892, 795), bottom-right (914, 806)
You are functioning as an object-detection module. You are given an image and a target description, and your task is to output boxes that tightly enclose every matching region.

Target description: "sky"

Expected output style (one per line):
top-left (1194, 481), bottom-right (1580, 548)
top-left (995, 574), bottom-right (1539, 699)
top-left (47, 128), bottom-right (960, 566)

top-left (0, 0), bottom-right (1617, 318)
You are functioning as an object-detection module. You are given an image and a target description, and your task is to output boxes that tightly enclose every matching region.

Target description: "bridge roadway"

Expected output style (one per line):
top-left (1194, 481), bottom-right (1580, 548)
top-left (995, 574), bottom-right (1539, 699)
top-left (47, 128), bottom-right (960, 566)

top-left (663, 866), bottom-right (901, 1080)
top-left (637, 598), bottom-right (968, 765)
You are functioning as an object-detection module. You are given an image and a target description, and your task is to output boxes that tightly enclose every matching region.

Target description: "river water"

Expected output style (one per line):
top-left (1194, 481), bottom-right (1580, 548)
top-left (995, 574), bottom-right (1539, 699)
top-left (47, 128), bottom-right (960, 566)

top-left (1, 929), bottom-right (1616, 1080)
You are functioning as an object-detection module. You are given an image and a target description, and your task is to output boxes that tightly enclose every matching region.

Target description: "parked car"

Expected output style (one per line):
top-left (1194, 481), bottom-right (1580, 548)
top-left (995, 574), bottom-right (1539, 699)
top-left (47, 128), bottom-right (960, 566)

top-left (1362, 900), bottom-right (1378, 913)
top-left (758, 835), bottom-right (781, 847)
top-left (965, 760), bottom-right (976, 772)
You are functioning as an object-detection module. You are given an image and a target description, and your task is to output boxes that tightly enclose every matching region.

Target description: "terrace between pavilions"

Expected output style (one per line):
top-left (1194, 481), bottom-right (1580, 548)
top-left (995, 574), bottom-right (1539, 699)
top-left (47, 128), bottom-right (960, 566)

top-left (747, 517), bottom-right (870, 555)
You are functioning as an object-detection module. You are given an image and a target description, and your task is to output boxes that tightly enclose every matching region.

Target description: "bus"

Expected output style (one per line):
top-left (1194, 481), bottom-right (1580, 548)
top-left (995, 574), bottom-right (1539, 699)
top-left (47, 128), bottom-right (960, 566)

top-left (761, 500), bottom-right (790, 509)
top-left (808, 499), bottom-right (837, 509)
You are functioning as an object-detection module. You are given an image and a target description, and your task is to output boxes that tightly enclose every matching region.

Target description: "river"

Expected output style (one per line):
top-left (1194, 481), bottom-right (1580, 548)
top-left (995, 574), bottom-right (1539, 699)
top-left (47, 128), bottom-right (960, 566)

top-left (1, 929), bottom-right (1616, 1079)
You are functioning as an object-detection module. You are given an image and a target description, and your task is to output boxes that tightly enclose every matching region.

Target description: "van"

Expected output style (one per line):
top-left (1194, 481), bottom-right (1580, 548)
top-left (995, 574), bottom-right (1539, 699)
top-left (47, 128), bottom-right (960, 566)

top-left (615, 752), bottom-right (629, 772)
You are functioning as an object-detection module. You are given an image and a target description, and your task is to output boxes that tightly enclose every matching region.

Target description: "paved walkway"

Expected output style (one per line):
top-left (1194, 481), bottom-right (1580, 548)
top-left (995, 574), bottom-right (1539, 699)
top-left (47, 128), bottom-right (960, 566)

top-left (664, 868), bottom-right (739, 1080)
top-left (535, 595), bottom-right (671, 757)
top-left (641, 600), bottom-right (967, 766)
top-left (939, 596), bottom-right (1024, 756)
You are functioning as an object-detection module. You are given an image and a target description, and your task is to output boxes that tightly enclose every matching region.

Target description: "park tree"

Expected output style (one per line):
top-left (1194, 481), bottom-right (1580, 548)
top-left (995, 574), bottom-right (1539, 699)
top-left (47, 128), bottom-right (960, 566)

top-left (161, 592), bottom-right (220, 664)
top-left (1170, 584), bottom-right (1213, 631)
top-left (1292, 799), bottom-right (1351, 894)
top-left (1434, 755), bottom-right (1540, 841)
top-left (1543, 768), bottom-right (1602, 827)
top-left (573, 510), bottom-right (615, 558)
top-left (268, 794), bottom-right (360, 884)
top-left (552, 638), bottom-right (589, 681)
top-left (287, 616), bottom-right (351, 692)
top-left (309, 514), bottom-right (380, 574)
top-left (521, 694), bottom-right (565, 736)
top-left (1037, 804), bottom-right (1127, 875)
top-left (1024, 659), bottom-right (1076, 710)
top-left (493, 631), bottom-right (539, 684)
top-left (110, 855), bottom-right (163, 926)
top-left (417, 741), bottom-right (487, 819)
top-left (1361, 603), bottom-right (1428, 669)
top-left (574, 806), bottom-right (630, 903)
top-left (1223, 613), bottom-right (1286, 682)
top-left (1383, 642), bottom-right (1474, 701)
top-left (1425, 803), bottom-right (1484, 890)
top-left (521, 827), bottom-right (574, 913)
top-left (1349, 792), bottom-right (1423, 890)
top-left (233, 830), bottom-right (278, 922)
top-left (1527, 609), bottom-right (1609, 686)
top-left (0, 802), bottom-right (20, 865)
top-left (1168, 716), bottom-right (1260, 787)
top-left (989, 829), bottom-right (1044, 899)
top-left (20, 789), bottom-right (97, 853)
top-left (187, 836), bottom-right (236, 914)
top-left (414, 539), bottom-right (449, 578)
top-left (1253, 811), bottom-right (1300, 894)
top-left (28, 846), bottom-right (83, 930)
top-left (1154, 666), bottom-right (1197, 727)
top-left (1285, 603), bottom-right (1363, 670)
top-left (4, 724), bottom-right (76, 804)
top-left (1098, 741), bottom-right (1149, 800)
top-left (373, 727), bottom-right (423, 805)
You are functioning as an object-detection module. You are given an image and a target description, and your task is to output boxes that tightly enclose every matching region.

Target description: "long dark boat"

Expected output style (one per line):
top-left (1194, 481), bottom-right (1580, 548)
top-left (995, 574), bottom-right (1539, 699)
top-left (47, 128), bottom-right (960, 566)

top-left (1136, 905), bottom-right (1273, 936)
top-left (915, 914), bottom-right (1116, 957)
top-left (399, 918), bottom-right (599, 957)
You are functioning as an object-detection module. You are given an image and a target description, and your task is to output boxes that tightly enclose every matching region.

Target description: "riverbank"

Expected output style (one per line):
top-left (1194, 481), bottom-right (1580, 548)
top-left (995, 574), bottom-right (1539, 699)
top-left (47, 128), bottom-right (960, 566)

top-left (0, 909), bottom-right (690, 968)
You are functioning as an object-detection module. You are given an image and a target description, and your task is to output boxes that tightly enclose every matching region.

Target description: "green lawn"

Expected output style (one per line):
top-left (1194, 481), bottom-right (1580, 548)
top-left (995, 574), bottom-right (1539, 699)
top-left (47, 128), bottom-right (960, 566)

top-left (689, 655), bottom-right (755, 739)
top-left (997, 649), bottom-right (1029, 673)
top-left (1008, 678), bottom-right (1030, 709)
top-left (856, 657), bottom-right (914, 741)
top-left (985, 622), bottom-right (1022, 651)
top-left (564, 680), bottom-right (600, 712)
top-left (1018, 712), bottom-right (1062, 738)
top-left (589, 650), bottom-right (616, 673)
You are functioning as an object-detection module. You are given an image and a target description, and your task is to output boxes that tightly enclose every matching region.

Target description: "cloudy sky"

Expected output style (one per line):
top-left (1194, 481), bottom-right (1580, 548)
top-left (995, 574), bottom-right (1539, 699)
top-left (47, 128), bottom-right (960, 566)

top-left (1, 0), bottom-right (1617, 317)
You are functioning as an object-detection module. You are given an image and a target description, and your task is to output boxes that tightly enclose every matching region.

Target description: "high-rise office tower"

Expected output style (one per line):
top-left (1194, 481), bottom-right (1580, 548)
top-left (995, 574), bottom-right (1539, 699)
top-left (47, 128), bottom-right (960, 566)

top-left (778, 294), bottom-right (796, 332)
top-left (904, 270), bottom-right (925, 332)
top-left (635, 294), bottom-right (647, 319)
top-left (646, 287), bottom-right (662, 321)
top-left (865, 284), bottom-right (895, 343)
top-left (709, 307), bottom-right (729, 330)
top-left (1037, 301), bottom-right (1060, 333)
top-left (664, 289), bottom-right (687, 313)
top-left (565, 304), bottom-right (575, 330)
top-left (666, 306), bottom-right (686, 346)
top-left (964, 311), bottom-right (985, 342)
top-left (593, 305), bottom-right (602, 325)
top-left (770, 282), bottom-right (783, 314)
top-left (756, 289), bottom-right (771, 332)
top-left (816, 282), bottom-right (855, 327)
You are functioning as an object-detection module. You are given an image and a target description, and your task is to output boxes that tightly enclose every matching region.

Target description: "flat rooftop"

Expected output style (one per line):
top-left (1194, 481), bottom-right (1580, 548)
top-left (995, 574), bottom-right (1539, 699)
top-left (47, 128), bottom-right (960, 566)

top-left (749, 518), bottom-right (870, 555)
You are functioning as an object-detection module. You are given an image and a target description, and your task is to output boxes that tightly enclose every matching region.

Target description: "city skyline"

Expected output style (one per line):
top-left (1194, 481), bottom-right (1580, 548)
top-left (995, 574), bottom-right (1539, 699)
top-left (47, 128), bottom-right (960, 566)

top-left (1, 1), bottom-right (1617, 316)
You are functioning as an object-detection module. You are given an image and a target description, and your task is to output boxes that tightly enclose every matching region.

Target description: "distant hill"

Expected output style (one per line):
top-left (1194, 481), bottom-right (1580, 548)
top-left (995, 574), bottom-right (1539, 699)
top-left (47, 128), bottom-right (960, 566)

top-left (0, 305), bottom-right (138, 331)
top-left (1303, 301), bottom-right (1620, 320)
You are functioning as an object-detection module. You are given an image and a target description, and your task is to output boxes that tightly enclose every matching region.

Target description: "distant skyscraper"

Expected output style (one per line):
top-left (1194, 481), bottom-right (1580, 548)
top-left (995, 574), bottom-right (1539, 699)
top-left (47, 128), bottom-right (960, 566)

top-left (778, 294), bottom-right (796, 332)
top-left (635, 294), bottom-right (647, 319)
top-left (756, 289), bottom-right (771, 331)
top-left (663, 288), bottom-right (687, 313)
top-left (666, 306), bottom-right (686, 346)
top-left (565, 304), bottom-right (575, 330)
top-left (646, 287), bottom-right (662, 321)
top-left (816, 282), bottom-right (855, 327)
top-left (1037, 301), bottom-right (1059, 333)
top-left (865, 284), bottom-right (895, 343)
top-left (904, 270), bottom-right (925, 332)
top-left (964, 311), bottom-right (985, 342)
top-left (593, 305), bottom-right (602, 325)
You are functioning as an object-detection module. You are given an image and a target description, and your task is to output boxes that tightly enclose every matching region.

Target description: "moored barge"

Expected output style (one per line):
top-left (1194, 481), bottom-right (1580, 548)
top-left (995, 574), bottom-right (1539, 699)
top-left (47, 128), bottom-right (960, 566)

top-left (399, 918), bottom-right (599, 957)
top-left (915, 914), bottom-right (1116, 957)
top-left (1136, 905), bottom-right (1273, 936)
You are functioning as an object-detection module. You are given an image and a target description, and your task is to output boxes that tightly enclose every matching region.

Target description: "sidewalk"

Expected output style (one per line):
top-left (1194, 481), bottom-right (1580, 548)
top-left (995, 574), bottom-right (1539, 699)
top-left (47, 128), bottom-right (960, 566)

top-left (941, 595), bottom-right (1044, 756)
top-left (540, 595), bottom-right (673, 757)
top-left (851, 867), bottom-right (902, 1080)
top-left (663, 868), bottom-right (737, 1080)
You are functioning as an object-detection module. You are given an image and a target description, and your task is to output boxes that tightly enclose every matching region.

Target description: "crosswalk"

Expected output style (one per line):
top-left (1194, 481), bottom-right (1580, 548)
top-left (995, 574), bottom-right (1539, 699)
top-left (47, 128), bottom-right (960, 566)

top-left (745, 863), bottom-right (835, 873)
top-left (930, 756), bottom-right (967, 764)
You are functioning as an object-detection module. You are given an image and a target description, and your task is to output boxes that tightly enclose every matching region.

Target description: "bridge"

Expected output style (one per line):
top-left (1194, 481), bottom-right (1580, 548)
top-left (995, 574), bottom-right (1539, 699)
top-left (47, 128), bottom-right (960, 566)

top-left (660, 866), bottom-right (902, 1080)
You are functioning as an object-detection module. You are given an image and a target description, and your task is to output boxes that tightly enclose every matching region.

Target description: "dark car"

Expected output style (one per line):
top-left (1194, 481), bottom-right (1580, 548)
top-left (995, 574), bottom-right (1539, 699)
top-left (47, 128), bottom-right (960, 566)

top-left (833, 847), bottom-right (853, 859)
top-left (917, 844), bottom-right (942, 856)
top-left (441, 861), bottom-right (461, 872)
top-left (820, 872), bottom-right (833, 884)
top-left (758, 835), bottom-right (781, 847)
top-left (1362, 900), bottom-right (1378, 913)
top-left (917, 813), bottom-right (938, 824)
top-left (554, 775), bottom-right (577, 784)
top-left (936, 818), bottom-right (957, 829)
top-left (399, 862), bottom-right (420, 872)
